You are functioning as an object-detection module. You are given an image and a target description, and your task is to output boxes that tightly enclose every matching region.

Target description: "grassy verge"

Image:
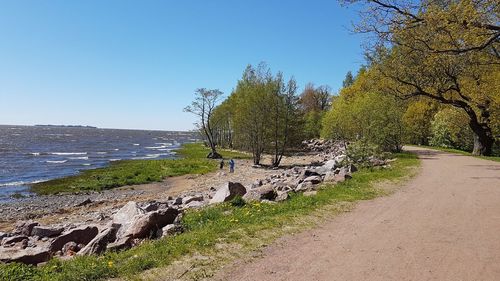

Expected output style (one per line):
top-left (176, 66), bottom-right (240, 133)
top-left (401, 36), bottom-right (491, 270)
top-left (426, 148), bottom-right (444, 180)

top-left (414, 145), bottom-right (500, 162)
top-left (2, 152), bottom-right (420, 281)
top-left (31, 143), bottom-right (251, 195)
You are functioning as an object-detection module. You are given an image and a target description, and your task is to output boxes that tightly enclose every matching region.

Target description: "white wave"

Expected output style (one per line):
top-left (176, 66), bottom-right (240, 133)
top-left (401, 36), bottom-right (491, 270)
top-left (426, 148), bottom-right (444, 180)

top-left (113, 148), bottom-right (119, 151)
top-left (31, 152), bottom-right (41, 156)
top-left (155, 142), bottom-right (173, 146)
top-left (51, 152), bottom-right (87, 156)
top-left (145, 145), bottom-right (168, 149)
top-left (156, 148), bottom-right (172, 151)
top-left (96, 152), bottom-right (107, 155)
top-left (46, 160), bottom-right (68, 164)
top-left (0, 179), bottom-right (47, 187)
top-left (82, 163), bottom-right (91, 166)
top-left (69, 156), bottom-right (89, 160)
top-left (0, 181), bottom-right (27, 187)
top-left (132, 143), bottom-right (140, 146)
top-left (109, 158), bottom-right (121, 161)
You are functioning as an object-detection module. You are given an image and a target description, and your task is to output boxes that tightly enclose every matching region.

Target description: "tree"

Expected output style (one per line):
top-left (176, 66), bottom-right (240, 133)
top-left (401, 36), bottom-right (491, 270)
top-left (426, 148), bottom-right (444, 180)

top-left (211, 98), bottom-right (235, 149)
top-left (345, 0), bottom-right (500, 155)
top-left (403, 100), bottom-right (440, 145)
top-left (221, 63), bottom-right (301, 166)
top-left (343, 71), bottom-right (355, 88)
top-left (184, 88), bottom-right (223, 158)
top-left (298, 83), bottom-right (332, 139)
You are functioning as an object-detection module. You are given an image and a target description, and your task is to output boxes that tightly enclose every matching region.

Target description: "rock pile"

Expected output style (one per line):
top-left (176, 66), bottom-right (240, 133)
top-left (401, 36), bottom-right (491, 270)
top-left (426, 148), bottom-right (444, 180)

top-left (0, 139), bottom-right (390, 265)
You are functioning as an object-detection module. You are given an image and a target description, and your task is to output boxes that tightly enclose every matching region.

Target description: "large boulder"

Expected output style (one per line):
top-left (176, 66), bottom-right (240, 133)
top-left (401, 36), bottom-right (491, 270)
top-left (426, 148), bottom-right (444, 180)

top-left (31, 226), bottom-right (64, 238)
top-left (243, 186), bottom-right (277, 202)
top-left (209, 182), bottom-right (247, 204)
top-left (0, 247), bottom-right (51, 265)
top-left (113, 201), bottom-right (145, 225)
top-left (78, 224), bottom-right (120, 256)
top-left (121, 208), bottom-right (179, 239)
top-left (49, 226), bottom-right (98, 253)
top-left (315, 159), bottom-right (339, 175)
top-left (325, 167), bottom-right (352, 183)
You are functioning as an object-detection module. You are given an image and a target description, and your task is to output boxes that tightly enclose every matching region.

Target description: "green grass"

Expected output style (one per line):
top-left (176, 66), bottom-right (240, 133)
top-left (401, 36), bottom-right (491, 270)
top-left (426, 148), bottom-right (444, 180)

top-left (31, 143), bottom-right (251, 195)
top-left (414, 145), bottom-right (500, 162)
top-left (2, 152), bottom-right (420, 281)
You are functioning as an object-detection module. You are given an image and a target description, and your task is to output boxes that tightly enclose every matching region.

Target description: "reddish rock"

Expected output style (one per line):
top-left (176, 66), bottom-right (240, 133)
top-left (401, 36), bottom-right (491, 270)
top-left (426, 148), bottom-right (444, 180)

top-left (49, 226), bottom-right (98, 253)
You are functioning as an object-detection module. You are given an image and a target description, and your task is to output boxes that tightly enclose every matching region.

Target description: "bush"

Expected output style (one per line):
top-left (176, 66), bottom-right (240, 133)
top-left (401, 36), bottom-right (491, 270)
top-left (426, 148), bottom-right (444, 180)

top-left (322, 92), bottom-right (405, 152)
top-left (346, 141), bottom-right (388, 167)
top-left (429, 108), bottom-right (474, 151)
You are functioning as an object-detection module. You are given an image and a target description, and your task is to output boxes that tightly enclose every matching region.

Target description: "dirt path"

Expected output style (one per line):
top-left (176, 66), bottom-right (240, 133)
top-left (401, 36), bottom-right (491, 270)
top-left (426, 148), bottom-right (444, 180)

top-left (215, 147), bottom-right (500, 281)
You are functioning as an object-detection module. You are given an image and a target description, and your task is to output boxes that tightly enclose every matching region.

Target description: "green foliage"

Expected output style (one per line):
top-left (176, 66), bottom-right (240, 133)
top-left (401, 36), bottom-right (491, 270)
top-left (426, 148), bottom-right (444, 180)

top-left (346, 140), bottom-right (388, 167)
top-left (31, 143), bottom-right (249, 195)
top-left (403, 100), bottom-right (439, 145)
top-left (342, 71), bottom-right (354, 88)
top-left (303, 110), bottom-right (324, 139)
top-left (230, 195), bottom-right (246, 207)
top-left (1, 153), bottom-right (419, 281)
top-left (0, 263), bottom-right (40, 281)
top-left (429, 108), bottom-right (474, 152)
top-left (322, 90), bottom-right (405, 152)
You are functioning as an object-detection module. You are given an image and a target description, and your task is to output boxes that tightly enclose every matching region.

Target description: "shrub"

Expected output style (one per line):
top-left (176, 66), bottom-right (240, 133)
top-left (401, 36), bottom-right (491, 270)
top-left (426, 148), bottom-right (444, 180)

top-left (429, 108), bottom-right (474, 151)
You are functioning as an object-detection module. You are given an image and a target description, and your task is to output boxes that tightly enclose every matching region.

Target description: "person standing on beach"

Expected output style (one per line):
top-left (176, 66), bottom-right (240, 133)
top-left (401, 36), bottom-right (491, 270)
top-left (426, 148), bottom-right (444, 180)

top-left (229, 159), bottom-right (235, 173)
top-left (219, 159), bottom-right (224, 170)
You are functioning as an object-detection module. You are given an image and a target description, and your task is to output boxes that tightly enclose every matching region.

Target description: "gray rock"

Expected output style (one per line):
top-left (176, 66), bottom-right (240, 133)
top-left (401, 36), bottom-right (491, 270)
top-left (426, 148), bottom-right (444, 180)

top-left (143, 202), bottom-right (160, 212)
top-left (275, 191), bottom-right (290, 202)
top-left (62, 241), bottom-right (79, 256)
top-left (113, 201), bottom-right (145, 225)
top-left (49, 226), bottom-right (99, 253)
top-left (295, 181), bottom-right (315, 192)
top-left (31, 226), bottom-right (64, 238)
top-left (303, 176), bottom-right (323, 184)
top-left (209, 182), bottom-right (247, 204)
top-left (243, 186), bottom-right (277, 202)
top-left (107, 236), bottom-right (133, 252)
top-left (159, 224), bottom-right (183, 238)
top-left (182, 195), bottom-right (204, 205)
top-left (0, 246), bottom-right (51, 265)
top-left (78, 224), bottom-right (119, 256)
top-left (15, 220), bottom-right (39, 236)
top-left (1, 235), bottom-right (28, 246)
top-left (302, 169), bottom-right (321, 178)
top-left (184, 200), bottom-right (204, 209)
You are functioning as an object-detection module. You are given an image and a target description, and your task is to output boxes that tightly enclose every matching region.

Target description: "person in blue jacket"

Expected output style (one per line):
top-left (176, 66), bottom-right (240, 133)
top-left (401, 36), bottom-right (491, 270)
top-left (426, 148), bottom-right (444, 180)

top-left (229, 159), bottom-right (235, 173)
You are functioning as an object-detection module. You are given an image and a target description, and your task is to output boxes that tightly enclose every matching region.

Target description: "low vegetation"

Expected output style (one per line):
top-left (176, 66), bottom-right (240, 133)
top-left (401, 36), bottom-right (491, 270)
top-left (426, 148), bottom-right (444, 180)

top-left (1, 152), bottom-right (419, 281)
top-left (416, 145), bottom-right (500, 163)
top-left (31, 143), bottom-right (250, 195)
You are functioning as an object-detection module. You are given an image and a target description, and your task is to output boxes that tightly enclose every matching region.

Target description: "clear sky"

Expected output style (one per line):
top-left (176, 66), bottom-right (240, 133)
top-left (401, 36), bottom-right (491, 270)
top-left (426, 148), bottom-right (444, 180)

top-left (0, 0), bottom-right (364, 131)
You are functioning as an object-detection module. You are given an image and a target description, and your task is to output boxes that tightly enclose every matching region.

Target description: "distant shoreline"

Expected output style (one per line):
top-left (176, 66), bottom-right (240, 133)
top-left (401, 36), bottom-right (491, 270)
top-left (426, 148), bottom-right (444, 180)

top-left (34, 124), bottom-right (98, 129)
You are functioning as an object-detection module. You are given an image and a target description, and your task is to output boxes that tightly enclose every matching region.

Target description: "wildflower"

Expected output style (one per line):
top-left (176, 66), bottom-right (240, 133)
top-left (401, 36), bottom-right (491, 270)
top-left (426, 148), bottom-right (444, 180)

top-left (108, 261), bottom-right (114, 268)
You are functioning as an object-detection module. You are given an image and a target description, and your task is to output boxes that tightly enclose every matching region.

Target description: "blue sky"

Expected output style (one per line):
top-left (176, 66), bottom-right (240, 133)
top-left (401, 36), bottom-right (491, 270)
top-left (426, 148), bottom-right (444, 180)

top-left (0, 0), bottom-right (364, 131)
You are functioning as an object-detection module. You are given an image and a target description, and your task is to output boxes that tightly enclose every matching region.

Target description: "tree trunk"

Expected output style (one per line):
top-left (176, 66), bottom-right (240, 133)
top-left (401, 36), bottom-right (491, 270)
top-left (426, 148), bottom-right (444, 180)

top-left (469, 120), bottom-right (494, 156)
